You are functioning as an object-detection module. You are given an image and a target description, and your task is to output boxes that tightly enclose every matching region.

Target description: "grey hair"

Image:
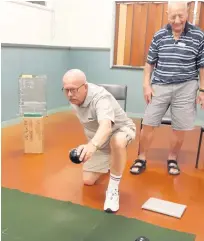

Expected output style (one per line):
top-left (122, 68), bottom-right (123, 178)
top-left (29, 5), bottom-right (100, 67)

top-left (167, 1), bottom-right (189, 11)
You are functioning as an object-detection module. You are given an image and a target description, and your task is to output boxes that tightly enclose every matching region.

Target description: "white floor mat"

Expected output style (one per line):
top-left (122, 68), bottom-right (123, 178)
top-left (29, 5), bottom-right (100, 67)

top-left (142, 197), bottom-right (187, 218)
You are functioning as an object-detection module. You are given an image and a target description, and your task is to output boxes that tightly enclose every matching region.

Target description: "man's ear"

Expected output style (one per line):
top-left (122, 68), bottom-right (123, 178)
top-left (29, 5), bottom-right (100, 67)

top-left (84, 83), bottom-right (88, 90)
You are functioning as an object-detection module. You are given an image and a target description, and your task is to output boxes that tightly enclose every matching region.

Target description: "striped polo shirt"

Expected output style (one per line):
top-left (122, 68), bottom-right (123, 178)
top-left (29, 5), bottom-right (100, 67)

top-left (147, 22), bottom-right (204, 84)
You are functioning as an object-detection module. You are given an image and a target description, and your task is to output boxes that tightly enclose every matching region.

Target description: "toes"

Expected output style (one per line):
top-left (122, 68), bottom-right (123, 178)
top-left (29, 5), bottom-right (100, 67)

top-left (131, 167), bottom-right (139, 172)
top-left (169, 168), bottom-right (179, 174)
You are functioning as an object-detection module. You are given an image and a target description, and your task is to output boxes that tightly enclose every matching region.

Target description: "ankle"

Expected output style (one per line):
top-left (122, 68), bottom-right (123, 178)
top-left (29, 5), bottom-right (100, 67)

top-left (168, 154), bottom-right (178, 160)
top-left (138, 153), bottom-right (146, 160)
top-left (108, 173), bottom-right (122, 191)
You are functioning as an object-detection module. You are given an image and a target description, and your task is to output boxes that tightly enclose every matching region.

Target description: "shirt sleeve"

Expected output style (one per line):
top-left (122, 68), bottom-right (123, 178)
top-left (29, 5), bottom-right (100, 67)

top-left (197, 35), bottom-right (204, 69)
top-left (146, 35), bottom-right (159, 65)
top-left (95, 96), bottom-right (115, 124)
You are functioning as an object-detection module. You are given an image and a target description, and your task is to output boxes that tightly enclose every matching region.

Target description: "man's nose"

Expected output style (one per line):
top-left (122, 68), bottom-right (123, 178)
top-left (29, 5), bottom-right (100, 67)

top-left (67, 90), bottom-right (73, 97)
top-left (175, 16), bottom-right (181, 24)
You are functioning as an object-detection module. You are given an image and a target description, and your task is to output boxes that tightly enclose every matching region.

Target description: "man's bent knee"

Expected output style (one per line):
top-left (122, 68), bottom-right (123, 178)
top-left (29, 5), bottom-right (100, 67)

top-left (110, 132), bottom-right (129, 149)
top-left (83, 171), bottom-right (103, 186)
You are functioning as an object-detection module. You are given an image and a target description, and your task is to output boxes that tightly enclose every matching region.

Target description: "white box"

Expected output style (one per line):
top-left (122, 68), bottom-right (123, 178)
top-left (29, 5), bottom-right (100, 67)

top-left (142, 197), bottom-right (187, 218)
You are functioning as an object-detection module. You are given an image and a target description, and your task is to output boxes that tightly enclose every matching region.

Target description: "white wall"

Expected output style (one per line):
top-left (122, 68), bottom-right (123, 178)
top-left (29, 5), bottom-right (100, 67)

top-left (0, 0), bottom-right (115, 48)
top-left (66, 0), bottom-right (114, 48)
top-left (1, 1), bottom-right (52, 45)
top-left (1, 0), bottom-right (71, 46)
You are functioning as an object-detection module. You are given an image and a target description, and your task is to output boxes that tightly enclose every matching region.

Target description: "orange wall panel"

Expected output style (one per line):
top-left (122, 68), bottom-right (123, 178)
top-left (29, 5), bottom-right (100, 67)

top-left (130, 3), bottom-right (148, 67)
top-left (113, 4), bottom-right (120, 65)
top-left (198, 2), bottom-right (204, 31)
top-left (188, 1), bottom-right (195, 24)
top-left (116, 4), bottom-right (127, 65)
top-left (162, 3), bottom-right (168, 27)
top-left (124, 4), bottom-right (134, 65)
top-left (145, 3), bottom-right (163, 64)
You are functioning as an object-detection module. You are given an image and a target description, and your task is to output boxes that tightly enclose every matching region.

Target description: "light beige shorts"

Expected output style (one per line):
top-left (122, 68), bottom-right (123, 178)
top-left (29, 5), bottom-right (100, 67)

top-left (83, 126), bottom-right (136, 173)
top-left (142, 80), bottom-right (199, 130)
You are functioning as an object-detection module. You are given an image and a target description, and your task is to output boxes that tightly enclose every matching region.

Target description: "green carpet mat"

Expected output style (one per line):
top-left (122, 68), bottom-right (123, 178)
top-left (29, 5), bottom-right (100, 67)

top-left (1, 187), bottom-right (195, 241)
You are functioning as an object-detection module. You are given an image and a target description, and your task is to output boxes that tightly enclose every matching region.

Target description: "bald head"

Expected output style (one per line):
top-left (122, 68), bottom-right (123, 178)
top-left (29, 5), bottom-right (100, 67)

top-left (63, 69), bottom-right (87, 87)
top-left (62, 69), bottom-right (88, 106)
top-left (167, 1), bottom-right (189, 34)
top-left (168, 1), bottom-right (188, 12)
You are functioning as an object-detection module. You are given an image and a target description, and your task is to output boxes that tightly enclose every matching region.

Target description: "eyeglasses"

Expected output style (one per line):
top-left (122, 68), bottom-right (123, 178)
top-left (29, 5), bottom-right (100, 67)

top-left (61, 83), bottom-right (85, 94)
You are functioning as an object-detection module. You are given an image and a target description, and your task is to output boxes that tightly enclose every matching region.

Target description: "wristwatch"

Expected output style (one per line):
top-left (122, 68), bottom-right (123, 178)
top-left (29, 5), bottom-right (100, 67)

top-left (199, 88), bottom-right (204, 92)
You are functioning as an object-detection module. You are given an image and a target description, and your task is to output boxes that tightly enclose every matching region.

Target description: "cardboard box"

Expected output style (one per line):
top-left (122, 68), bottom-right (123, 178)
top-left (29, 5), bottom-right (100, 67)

top-left (23, 113), bottom-right (44, 153)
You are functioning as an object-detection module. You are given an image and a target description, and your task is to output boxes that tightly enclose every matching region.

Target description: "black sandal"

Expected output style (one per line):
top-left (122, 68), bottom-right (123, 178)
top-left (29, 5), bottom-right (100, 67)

top-left (130, 159), bottom-right (146, 175)
top-left (167, 160), bottom-right (180, 175)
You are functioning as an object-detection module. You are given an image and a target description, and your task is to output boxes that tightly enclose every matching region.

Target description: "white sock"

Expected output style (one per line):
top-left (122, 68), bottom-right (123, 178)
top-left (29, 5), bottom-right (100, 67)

top-left (107, 173), bottom-right (122, 191)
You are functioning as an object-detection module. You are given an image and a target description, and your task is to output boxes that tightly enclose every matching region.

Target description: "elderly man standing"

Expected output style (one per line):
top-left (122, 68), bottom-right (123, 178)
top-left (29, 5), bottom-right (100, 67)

top-left (62, 69), bottom-right (136, 213)
top-left (130, 1), bottom-right (204, 175)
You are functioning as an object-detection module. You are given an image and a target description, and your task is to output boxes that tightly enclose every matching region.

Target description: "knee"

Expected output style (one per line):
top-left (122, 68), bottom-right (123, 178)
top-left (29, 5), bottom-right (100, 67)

top-left (110, 132), bottom-right (127, 149)
top-left (83, 177), bottom-right (95, 186)
top-left (173, 130), bottom-right (185, 142)
top-left (83, 172), bottom-right (100, 186)
top-left (177, 135), bottom-right (185, 143)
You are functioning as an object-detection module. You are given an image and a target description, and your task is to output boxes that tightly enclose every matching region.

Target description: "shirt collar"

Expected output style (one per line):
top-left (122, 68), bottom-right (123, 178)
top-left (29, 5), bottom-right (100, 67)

top-left (80, 83), bottom-right (92, 107)
top-left (166, 21), bottom-right (190, 35)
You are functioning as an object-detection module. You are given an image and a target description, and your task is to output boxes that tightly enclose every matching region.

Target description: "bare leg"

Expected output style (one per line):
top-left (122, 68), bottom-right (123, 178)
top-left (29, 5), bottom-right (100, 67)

top-left (138, 125), bottom-right (155, 160)
top-left (109, 132), bottom-right (128, 176)
top-left (83, 171), bottom-right (104, 186)
top-left (82, 131), bottom-right (128, 186)
top-left (167, 129), bottom-right (185, 174)
top-left (104, 131), bottom-right (130, 213)
top-left (130, 125), bottom-right (155, 174)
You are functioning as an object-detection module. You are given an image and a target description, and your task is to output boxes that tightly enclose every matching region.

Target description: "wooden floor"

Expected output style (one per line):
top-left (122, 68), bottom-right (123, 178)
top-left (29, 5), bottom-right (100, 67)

top-left (2, 111), bottom-right (204, 241)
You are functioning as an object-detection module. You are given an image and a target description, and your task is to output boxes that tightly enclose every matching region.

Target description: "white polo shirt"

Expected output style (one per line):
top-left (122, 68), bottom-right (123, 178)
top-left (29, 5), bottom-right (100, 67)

top-left (71, 83), bottom-right (136, 146)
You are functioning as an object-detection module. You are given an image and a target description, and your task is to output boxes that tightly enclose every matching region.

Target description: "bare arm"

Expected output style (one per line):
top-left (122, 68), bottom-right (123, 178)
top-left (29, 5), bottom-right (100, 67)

top-left (199, 67), bottom-right (204, 89)
top-left (78, 99), bottom-right (114, 162)
top-left (90, 119), bottom-right (112, 149)
top-left (143, 63), bottom-right (155, 104)
top-left (143, 63), bottom-right (155, 87)
top-left (198, 67), bottom-right (204, 109)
